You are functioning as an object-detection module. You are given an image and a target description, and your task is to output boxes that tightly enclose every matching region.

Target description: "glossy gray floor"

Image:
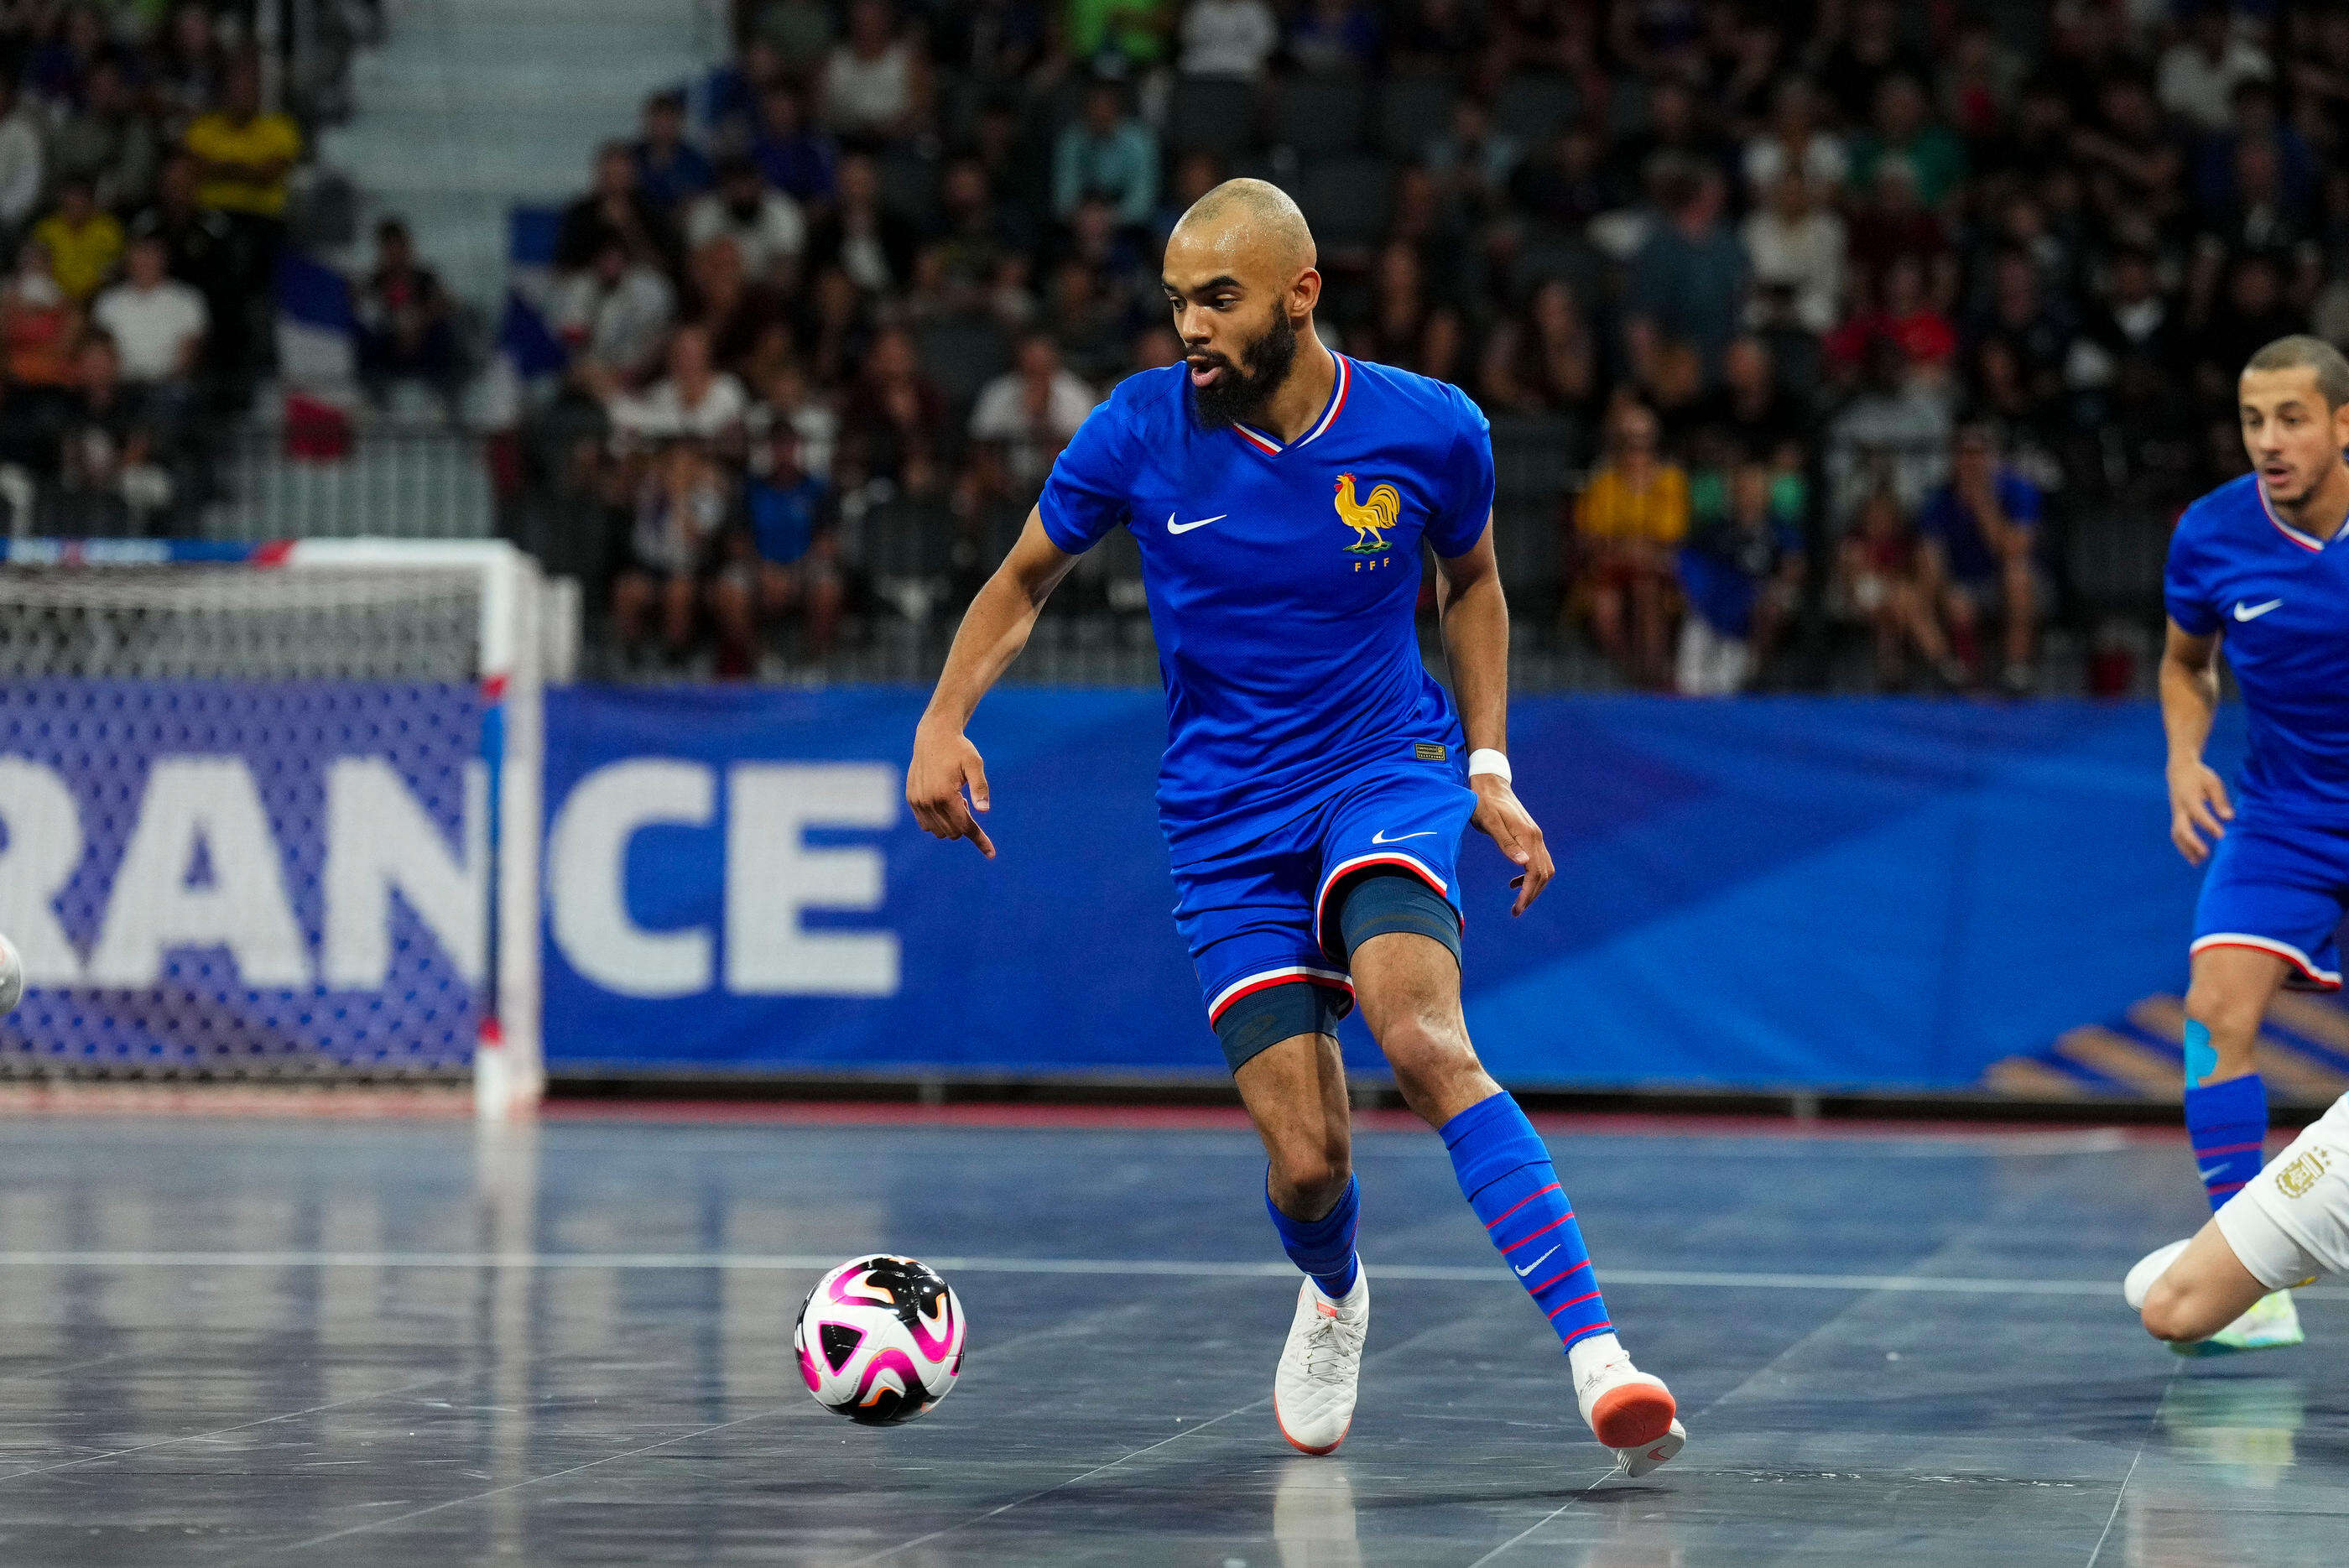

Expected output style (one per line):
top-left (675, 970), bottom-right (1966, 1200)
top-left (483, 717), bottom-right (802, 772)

top-left (0, 1111), bottom-right (2339, 1565)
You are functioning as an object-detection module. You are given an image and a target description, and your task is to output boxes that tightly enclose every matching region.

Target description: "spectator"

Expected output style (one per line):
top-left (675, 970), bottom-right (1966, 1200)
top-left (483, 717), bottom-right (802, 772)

top-left (713, 425), bottom-right (844, 673)
top-left (1676, 461), bottom-right (1804, 695)
top-left (555, 234), bottom-right (675, 399)
top-left (53, 331), bottom-right (171, 535)
top-left (0, 238), bottom-right (81, 395)
top-left (1846, 75), bottom-right (1966, 210)
top-left (0, 75), bottom-right (39, 242)
top-left (631, 90), bottom-right (712, 215)
top-left (354, 218), bottom-right (462, 412)
top-left (1623, 163), bottom-right (1747, 391)
top-left (1815, 0), bottom-right (1932, 125)
top-left (1742, 169), bottom-right (1844, 336)
top-left (685, 156), bottom-right (805, 285)
top-left (1477, 277), bottom-right (1596, 414)
top-left (685, 234), bottom-right (787, 378)
top-left (49, 59), bottom-right (158, 214)
top-left (612, 321), bottom-right (749, 445)
top-left (1914, 421), bottom-right (2041, 693)
top-left (805, 152), bottom-right (919, 296)
top-left (752, 359), bottom-right (838, 482)
top-left (152, 0), bottom-right (223, 122)
top-left (1827, 253), bottom-right (1956, 384)
top-left (837, 323), bottom-right (944, 499)
top-left (1180, 0), bottom-right (1279, 80)
top-left (750, 86), bottom-right (836, 208)
top-left (1511, 120), bottom-right (1620, 232)
top-left (821, 0), bottom-right (930, 146)
top-left (2159, 5), bottom-right (2271, 136)
top-left (1826, 333), bottom-right (1954, 522)
top-left (92, 232), bottom-right (206, 397)
top-left (1055, 80), bottom-right (1158, 231)
top-left (1694, 335), bottom-right (1804, 465)
top-left (183, 54), bottom-right (300, 239)
top-left (33, 179), bottom-right (123, 304)
top-left (1834, 485), bottom-right (1929, 690)
top-left (129, 153), bottom-right (235, 373)
top-left (964, 333), bottom-right (1097, 503)
top-left (1288, 0), bottom-right (1381, 76)
top-left (1425, 96), bottom-right (1521, 221)
top-left (613, 438), bottom-right (729, 665)
top-left (555, 142), bottom-right (676, 274)
top-left (1743, 76), bottom-right (1846, 197)
top-left (1067, 0), bottom-right (1175, 73)
top-left (1571, 401), bottom-right (1687, 689)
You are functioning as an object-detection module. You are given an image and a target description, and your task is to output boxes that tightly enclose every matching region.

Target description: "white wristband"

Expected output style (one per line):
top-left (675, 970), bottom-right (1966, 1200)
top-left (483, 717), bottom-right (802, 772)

top-left (1467, 748), bottom-right (1512, 784)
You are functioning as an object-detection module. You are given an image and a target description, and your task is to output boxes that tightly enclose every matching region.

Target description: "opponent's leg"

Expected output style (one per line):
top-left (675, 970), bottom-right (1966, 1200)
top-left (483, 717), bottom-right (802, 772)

top-left (2132, 1221), bottom-right (2271, 1344)
top-left (1346, 907), bottom-right (1683, 1477)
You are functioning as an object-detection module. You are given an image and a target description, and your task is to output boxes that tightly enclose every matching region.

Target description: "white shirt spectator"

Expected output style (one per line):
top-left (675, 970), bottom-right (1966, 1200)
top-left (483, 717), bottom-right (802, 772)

top-left (2159, 34), bottom-right (2271, 134)
top-left (613, 371), bottom-right (749, 441)
top-left (1741, 205), bottom-right (1846, 336)
top-left (685, 189), bottom-right (806, 279)
top-left (823, 39), bottom-right (915, 136)
top-left (0, 105), bottom-right (41, 228)
top-left (92, 275), bottom-right (208, 383)
top-left (1179, 0), bottom-right (1279, 79)
top-left (1742, 133), bottom-right (1846, 199)
top-left (752, 397), bottom-right (839, 481)
top-left (969, 367), bottom-right (1097, 486)
top-left (556, 263), bottom-right (674, 379)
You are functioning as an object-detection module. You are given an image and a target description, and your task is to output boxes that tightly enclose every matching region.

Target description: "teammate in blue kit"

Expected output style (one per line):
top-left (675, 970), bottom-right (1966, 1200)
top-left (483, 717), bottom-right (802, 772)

top-left (906, 180), bottom-right (1683, 1474)
top-left (2156, 334), bottom-right (2349, 1353)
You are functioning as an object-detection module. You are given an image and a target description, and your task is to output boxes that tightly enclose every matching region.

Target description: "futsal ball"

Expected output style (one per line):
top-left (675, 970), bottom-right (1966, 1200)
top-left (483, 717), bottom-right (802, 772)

top-left (0, 931), bottom-right (21, 1014)
top-left (794, 1255), bottom-right (966, 1425)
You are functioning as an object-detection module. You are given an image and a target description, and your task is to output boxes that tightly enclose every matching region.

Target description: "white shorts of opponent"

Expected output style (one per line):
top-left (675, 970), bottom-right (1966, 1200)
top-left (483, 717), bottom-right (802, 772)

top-left (2216, 1091), bottom-right (2349, 1288)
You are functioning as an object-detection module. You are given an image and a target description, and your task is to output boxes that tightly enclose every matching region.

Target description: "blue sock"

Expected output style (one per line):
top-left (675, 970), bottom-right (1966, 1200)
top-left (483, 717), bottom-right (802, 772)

top-left (1266, 1171), bottom-right (1360, 1299)
top-left (2183, 1024), bottom-right (2266, 1213)
top-left (1440, 1091), bottom-right (1612, 1353)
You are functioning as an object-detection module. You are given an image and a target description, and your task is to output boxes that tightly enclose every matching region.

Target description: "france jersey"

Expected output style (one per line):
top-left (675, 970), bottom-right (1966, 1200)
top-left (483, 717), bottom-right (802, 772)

top-left (2164, 471), bottom-right (2349, 986)
top-left (1037, 352), bottom-right (1497, 1035)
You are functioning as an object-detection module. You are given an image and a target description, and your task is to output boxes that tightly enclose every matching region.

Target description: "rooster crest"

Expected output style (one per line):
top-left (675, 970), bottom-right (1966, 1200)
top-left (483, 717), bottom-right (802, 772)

top-left (1334, 472), bottom-right (1401, 554)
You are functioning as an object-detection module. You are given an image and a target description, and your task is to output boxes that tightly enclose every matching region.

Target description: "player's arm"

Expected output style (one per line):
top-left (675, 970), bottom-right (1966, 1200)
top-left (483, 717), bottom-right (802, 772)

top-left (908, 510), bottom-right (1081, 857)
top-left (2160, 617), bottom-right (2232, 865)
top-left (1434, 518), bottom-right (1553, 916)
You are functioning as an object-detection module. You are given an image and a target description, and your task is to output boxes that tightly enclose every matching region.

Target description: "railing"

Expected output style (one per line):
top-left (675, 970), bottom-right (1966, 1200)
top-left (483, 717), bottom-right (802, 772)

top-left (209, 421), bottom-right (496, 542)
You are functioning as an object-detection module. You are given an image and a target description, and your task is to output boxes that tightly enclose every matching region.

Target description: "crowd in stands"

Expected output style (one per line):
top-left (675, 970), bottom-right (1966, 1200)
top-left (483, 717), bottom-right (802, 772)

top-left (0, 4), bottom-right (310, 536)
top-left (518, 0), bottom-right (2340, 692)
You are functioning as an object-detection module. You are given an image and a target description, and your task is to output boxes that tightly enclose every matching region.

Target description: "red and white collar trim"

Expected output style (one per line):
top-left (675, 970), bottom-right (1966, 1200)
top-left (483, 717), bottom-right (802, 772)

top-left (2255, 475), bottom-right (2345, 552)
top-left (1232, 352), bottom-right (1351, 456)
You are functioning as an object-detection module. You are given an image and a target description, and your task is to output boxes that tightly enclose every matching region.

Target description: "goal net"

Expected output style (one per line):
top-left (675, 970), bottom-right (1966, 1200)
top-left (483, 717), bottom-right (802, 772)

top-left (0, 539), bottom-right (556, 1117)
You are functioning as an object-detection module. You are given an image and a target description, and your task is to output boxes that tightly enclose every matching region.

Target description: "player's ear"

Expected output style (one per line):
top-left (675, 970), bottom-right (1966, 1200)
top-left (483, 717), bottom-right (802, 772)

top-left (1290, 266), bottom-right (1321, 323)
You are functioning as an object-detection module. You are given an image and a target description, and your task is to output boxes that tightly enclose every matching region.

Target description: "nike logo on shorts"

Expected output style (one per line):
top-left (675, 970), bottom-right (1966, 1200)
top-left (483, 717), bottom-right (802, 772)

top-left (1167, 512), bottom-right (1226, 534)
top-left (1371, 829), bottom-right (1436, 844)
top-left (2234, 598), bottom-right (2284, 621)
top-left (1513, 1245), bottom-right (1559, 1277)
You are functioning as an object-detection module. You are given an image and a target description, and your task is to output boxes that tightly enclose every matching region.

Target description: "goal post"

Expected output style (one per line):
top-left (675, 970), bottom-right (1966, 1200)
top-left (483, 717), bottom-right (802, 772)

top-left (0, 537), bottom-right (560, 1118)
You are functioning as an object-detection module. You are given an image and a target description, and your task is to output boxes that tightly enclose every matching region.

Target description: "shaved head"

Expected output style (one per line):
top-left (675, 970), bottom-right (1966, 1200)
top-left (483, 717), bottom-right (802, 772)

top-left (1168, 177), bottom-right (1317, 279)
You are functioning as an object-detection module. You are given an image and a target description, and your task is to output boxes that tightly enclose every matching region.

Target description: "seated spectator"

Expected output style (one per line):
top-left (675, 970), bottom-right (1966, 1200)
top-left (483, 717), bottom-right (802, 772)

top-left (821, 0), bottom-right (931, 147)
top-left (91, 232), bottom-right (206, 406)
top-left (1743, 76), bottom-right (1846, 196)
top-left (0, 75), bottom-right (39, 241)
top-left (613, 438), bottom-right (730, 665)
top-left (33, 179), bottom-right (123, 304)
top-left (1477, 277), bottom-right (1596, 414)
top-left (1510, 121), bottom-right (1620, 233)
top-left (751, 359), bottom-right (838, 482)
top-left (805, 152), bottom-right (918, 296)
top-left (1825, 333), bottom-right (1953, 522)
top-left (183, 52), bottom-right (300, 239)
top-left (1846, 75), bottom-right (1966, 210)
top-left (1180, 0), bottom-right (1279, 79)
top-left (1846, 156), bottom-right (1955, 305)
top-left (1623, 162), bottom-right (1747, 391)
top-left (1832, 485), bottom-right (1930, 690)
top-left (1742, 170), bottom-right (1844, 336)
top-left (703, 35), bottom-right (788, 147)
top-left (837, 323), bottom-right (943, 499)
top-left (555, 141), bottom-right (676, 273)
top-left (1675, 461), bottom-right (1803, 695)
top-left (153, 0), bottom-right (224, 121)
top-left (1914, 420), bottom-right (2040, 693)
top-left (2159, 4), bottom-right (2270, 137)
top-left (685, 156), bottom-right (805, 286)
top-left (555, 235), bottom-right (676, 399)
top-left (631, 89), bottom-right (712, 215)
top-left (750, 86), bottom-right (836, 207)
top-left (0, 239), bottom-right (82, 395)
top-left (1054, 79), bottom-right (1157, 232)
top-left (1826, 254), bottom-right (1955, 383)
top-left (1571, 401), bottom-right (1687, 689)
top-left (964, 333), bottom-right (1097, 507)
top-left (712, 425), bottom-right (843, 674)
top-left (1288, 0), bottom-right (1381, 76)
top-left (53, 331), bottom-right (171, 534)
top-left (684, 234), bottom-right (788, 378)
top-left (1425, 96), bottom-right (1522, 221)
top-left (612, 321), bottom-right (749, 445)
top-left (354, 218), bottom-right (463, 412)
top-left (1690, 335), bottom-right (1804, 464)
top-left (49, 60), bottom-right (158, 214)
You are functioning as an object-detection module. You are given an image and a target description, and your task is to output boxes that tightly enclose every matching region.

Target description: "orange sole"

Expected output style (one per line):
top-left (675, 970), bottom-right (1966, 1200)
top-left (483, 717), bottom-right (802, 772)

top-left (1274, 1399), bottom-right (1349, 1456)
top-left (1589, 1383), bottom-right (1675, 1450)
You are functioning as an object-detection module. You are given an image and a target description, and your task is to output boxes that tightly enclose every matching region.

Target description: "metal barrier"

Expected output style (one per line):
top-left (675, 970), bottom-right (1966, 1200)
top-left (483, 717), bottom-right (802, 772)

top-left (210, 422), bottom-right (495, 542)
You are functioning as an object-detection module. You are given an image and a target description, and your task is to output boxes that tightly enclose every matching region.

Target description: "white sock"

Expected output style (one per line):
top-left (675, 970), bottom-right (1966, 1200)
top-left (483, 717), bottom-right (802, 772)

top-left (1566, 1331), bottom-right (1627, 1384)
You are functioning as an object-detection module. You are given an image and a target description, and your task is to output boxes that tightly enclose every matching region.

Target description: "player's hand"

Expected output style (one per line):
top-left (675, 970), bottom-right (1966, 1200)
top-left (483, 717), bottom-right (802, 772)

top-left (1470, 774), bottom-right (1552, 915)
top-left (2166, 758), bottom-right (2232, 866)
top-left (908, 719), bottom-right (996, 858)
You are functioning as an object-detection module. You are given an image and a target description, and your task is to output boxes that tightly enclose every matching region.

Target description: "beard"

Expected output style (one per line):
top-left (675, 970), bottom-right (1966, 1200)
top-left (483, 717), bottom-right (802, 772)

top-left (1189, 311), bottom-right (1299, 430)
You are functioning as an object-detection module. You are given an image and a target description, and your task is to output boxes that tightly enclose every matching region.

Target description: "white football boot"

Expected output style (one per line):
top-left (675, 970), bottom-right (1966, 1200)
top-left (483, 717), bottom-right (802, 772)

top-left (1273, 1271), bottom-right (1369, 1455)
top-left (1570, 1333), bottom-right (1685, 1478)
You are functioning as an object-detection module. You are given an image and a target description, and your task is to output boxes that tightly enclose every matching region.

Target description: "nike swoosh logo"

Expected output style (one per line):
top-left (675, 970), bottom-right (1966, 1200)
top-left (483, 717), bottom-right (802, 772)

top-left (1513, 1246), bottom-right (1559, 1277)
top-left (2200, 1164), bottom-right (2231, 1182)
top-left (1371, 829), bottom-right (1436, 844)
top-left (1167, 512), bottom-right (1226, 534)
top-left (2234, 599), bottom-right (2284, 621)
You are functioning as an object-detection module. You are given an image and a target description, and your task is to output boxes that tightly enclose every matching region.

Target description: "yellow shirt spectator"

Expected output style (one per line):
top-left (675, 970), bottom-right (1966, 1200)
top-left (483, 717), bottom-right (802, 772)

top-left (1574, 462), bottom-right (1690, 547)
top-left (33, 207), bottom-right (123, 302)
top-left (185, 108), bottom-right (302, 217)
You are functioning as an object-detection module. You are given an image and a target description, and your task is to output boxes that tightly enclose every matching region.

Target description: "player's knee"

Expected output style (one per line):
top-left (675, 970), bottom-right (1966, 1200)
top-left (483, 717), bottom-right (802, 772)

top-left (2184, 981), bottom-right (2262, 1050)
top-left (2139, 1274), bottom-right (2206, 1343)
top-left (1268, 1140), bottom-right (1350, 1212)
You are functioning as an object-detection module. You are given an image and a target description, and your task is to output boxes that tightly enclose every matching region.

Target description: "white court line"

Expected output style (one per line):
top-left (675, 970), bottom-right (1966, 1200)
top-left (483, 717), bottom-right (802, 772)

top-left (0, 1250), bottom-right (2338, 1301)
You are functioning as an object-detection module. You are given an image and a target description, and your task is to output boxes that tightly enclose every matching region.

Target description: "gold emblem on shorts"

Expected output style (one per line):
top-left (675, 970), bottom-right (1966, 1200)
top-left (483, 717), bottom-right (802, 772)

top-left (2275, 1146), bottom-right (2332, 1198)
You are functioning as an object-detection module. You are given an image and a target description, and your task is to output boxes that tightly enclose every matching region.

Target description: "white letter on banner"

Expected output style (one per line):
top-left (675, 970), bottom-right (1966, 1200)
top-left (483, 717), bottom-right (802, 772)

top-left (0, 758), bottom-right (85, 983)
top-left (87, 758), bottom-right (311, 988)
top-left (322, 758), bottom-right (488, 988)
top-left (725, 763), bottom-right (900, 996)
top-left (546, 759), bottom-right (715, 998)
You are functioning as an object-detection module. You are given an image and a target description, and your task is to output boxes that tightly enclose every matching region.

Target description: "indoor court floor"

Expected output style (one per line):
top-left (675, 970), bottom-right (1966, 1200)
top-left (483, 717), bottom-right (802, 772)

top-left (0, 1107), bottom-right (2340, 1566)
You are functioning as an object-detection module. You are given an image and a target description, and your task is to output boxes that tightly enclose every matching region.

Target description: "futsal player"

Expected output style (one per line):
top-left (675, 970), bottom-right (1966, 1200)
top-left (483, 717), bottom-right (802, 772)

top-left (906, 180), bottom-right (1684, 1475)
top-left (2156, 334), bottom-right (2349, 1352)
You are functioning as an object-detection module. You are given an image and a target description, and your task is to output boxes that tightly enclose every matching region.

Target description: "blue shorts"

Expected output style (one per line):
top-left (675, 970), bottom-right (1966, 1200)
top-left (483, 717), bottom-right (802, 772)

top-left (1172, 764), bottom-right (1479, 1029)
top-left (2192, 812), bottom-right (2349, 989)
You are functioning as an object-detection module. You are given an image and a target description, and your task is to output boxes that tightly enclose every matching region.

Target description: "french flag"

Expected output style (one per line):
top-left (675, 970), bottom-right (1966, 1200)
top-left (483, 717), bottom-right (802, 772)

top-left (273, 249), bottom-right (357, 458)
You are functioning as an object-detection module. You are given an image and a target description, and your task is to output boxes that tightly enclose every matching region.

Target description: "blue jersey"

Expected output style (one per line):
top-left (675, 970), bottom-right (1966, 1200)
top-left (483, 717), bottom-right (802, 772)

top-left (2164, 472), bottom-right (2349, 822)
top-left (1038, 353), bottom-right (1496, 857)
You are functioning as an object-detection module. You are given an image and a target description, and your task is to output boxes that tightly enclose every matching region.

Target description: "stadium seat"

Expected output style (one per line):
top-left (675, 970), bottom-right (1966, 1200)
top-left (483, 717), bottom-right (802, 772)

top-left (1294, 156), bottom-right (1393, 253)
top-left (1274, 76), bottom-right (1369, 157)
top-left (1493, 75), bottom-right (1580, 145)
top-left (1487, 413), bottom-right (1579, 612)
top-left (2065, 509), bottom-right (2169, 620)
top-left (861, 495), bottom-right (958, 622)
top-left (1168, 76), bottom-right (1260, 158)
top-left (1376, 76), bottom-right (1456, 159)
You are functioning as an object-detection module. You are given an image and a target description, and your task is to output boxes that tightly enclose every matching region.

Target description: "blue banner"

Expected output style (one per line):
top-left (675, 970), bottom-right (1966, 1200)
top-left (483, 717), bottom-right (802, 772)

top-left (540, 687), bottom-right (2225, 1090)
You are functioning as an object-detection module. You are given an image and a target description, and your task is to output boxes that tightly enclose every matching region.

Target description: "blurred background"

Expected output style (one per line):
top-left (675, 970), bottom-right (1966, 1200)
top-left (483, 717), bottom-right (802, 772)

top-left (0, 0), bottom-right (2344, 1112)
